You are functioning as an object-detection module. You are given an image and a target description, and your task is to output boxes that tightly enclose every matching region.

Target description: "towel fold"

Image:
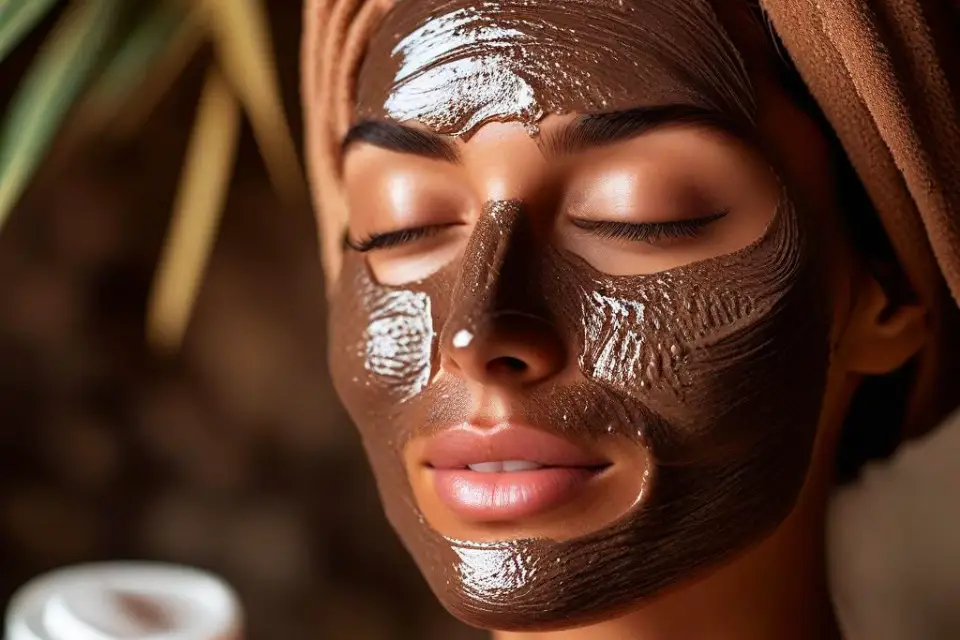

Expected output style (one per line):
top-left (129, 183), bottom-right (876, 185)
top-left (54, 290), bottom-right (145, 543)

top-left (760, 0), bottom-right (960, 436)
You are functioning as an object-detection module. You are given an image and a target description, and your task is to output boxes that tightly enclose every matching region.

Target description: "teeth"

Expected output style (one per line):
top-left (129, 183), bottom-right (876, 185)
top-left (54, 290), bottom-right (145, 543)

top-left (468, 462), bottom-right (503, 473)
top-left (502, 460), bottom-right (543, 472)
top-left (466, 461), bottom-right (545, 473)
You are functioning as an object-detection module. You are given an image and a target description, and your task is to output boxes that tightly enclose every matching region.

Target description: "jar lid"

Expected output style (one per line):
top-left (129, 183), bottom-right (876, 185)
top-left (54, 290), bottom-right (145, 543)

top-left (5, 563), bottom-right (241, 640)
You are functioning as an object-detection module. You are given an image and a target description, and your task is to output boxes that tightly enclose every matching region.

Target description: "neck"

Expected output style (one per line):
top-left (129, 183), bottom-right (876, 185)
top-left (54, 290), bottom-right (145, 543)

top-left (493, 460), bottom-right (842, 640)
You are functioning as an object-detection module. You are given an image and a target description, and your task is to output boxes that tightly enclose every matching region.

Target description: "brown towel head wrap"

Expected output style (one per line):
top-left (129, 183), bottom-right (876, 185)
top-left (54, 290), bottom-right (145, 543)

top-left (301, 0), bottom-right (960, 439)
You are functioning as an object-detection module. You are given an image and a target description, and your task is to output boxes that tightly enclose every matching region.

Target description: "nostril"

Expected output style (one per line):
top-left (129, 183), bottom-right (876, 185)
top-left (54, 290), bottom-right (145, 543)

top-left (487, 356), bottom-right (528, 377)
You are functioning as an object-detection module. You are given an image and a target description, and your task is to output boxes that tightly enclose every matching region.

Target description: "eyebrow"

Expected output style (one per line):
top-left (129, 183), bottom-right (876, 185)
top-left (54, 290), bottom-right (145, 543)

top-left (542, 104), bottom-right (747, 156)
top-left (341, 105), bottom-right (747, 163)
top-left (342, 120), bottom-right (460, 163)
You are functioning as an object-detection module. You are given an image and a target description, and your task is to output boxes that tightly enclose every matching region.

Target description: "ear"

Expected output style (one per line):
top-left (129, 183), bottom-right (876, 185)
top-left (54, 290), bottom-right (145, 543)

top-left (837, 274), bottom-right (928, 375)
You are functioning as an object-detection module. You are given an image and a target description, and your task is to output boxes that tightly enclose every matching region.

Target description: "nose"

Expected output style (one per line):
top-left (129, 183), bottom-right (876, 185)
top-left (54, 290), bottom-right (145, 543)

top-left (443, 313), bottom-right (566, 386)
top-left (439, 201), bottom-right (566, 388)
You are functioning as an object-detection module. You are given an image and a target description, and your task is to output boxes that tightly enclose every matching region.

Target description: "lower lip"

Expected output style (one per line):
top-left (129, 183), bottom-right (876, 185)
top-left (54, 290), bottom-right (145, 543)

top-left (431, 467), bottom-right (601, 521)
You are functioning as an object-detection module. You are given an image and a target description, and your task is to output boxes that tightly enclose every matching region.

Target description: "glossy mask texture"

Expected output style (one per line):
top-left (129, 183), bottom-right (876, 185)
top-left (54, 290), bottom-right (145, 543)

top-left (334, 0), bottom-right (832, 630)
top-left (329, 199), bottom-right (831, 629)
top-left (356, 0), bottom-right (755, 137)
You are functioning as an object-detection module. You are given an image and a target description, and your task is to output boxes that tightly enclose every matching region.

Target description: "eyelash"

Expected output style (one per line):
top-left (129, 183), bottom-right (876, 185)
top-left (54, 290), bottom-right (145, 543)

top-left (571, 209), bottom-right (729, 243)
top-left (346, 224), bottom-right (452, 252)
top-left (345, 210), bottom-right (729, 252)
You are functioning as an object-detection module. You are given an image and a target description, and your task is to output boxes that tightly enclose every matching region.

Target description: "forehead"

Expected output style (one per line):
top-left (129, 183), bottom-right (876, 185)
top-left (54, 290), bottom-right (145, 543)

top-left (356, 0), bottom-right (757, 137)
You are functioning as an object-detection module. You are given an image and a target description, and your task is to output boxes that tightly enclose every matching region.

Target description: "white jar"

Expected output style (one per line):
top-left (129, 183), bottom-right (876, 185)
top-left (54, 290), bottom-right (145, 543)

top-left (5, 563), bottom-right (242, 640)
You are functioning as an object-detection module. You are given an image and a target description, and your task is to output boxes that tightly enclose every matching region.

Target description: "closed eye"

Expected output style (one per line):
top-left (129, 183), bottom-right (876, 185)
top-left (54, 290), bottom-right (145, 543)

top-left (571, 209), bottom-right (729, 244)
top-left (345, 223), bottom-right (457, 252)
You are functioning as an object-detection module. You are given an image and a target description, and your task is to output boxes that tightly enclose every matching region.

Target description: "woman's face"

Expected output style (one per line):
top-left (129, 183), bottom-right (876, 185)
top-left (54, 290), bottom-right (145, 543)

top-left (330, 0), bottom-right (850, 631)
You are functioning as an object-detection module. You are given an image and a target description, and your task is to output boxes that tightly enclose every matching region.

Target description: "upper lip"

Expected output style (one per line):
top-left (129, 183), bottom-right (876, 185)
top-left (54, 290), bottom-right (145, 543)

top-left (422, 423), bottom-right (610, 470)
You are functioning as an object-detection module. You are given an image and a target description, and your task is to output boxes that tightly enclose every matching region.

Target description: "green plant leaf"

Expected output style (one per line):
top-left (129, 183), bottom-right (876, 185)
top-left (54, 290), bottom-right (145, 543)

top-left (147, 66), bottom-right (241, 352)
top-left (79, 0), bottom-right (204, 135)
top-left (0, 0), bottom-right (61, 64)
top-left (0, 0), bottom-right (122, 231)
top-left (83, 1), bottom-right (186, 107)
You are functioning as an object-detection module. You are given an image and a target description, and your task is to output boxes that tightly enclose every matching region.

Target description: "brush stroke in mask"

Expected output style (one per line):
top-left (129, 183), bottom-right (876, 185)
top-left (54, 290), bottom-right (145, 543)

top-left (356, 0), bottom-right (755, 137)
top-left (330, 0), bottom-right (832, 630)
top-left (330, 198), bottom-right (831, 630)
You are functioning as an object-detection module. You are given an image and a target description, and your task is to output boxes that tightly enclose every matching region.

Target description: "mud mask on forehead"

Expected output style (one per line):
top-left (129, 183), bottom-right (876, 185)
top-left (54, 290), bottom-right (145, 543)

top-left (356, 0), bottom-right (755, 135)
top-left (330, 0), bottom-right (832, 630)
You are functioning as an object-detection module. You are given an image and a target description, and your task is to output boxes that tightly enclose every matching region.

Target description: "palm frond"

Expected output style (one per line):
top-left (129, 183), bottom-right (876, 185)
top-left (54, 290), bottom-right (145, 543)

top-left (147, 67), bottom-right (241, 352)
top-left (0, 0), bottom-right (304, 353)
top-left (200, 0), bottom-right (304, 206)
top-left (78, 1), bottom-right (204, 136)
top-left (0, 0), bottom-right (60, 63)
top-left (0, 0), bottom-right (121, 230)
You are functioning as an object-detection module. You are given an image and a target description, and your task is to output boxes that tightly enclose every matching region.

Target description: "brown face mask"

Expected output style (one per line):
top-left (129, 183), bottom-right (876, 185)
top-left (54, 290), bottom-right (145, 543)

top-left (330, 0), bottom-right (832, 631)
top-left (356, 0), bottom-right (755, 137)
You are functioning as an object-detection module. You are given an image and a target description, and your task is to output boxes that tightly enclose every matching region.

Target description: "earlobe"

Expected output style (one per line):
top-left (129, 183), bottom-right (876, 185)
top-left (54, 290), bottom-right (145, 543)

top-left (838, 275), bottom-right (928, 375)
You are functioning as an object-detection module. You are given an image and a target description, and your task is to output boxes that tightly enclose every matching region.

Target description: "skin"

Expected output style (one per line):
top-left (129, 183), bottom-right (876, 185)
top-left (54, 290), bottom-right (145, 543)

top-left (327, 3), bottom-right (929, 639)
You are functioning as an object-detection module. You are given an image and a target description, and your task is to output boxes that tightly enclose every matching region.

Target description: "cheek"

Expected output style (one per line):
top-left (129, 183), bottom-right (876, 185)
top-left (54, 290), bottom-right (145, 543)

top-left (360, 288), bottom-right (435, 401)
top-left (754, 87), bottom-right (855, 353)
top-left (755, 82), bottom-right (843, 247)
top-left (327, 256), bottom-right (438, 433)
top-left (579, 280), bottom-right (758, 401)
top-left (571, 200), bottom-right (831, 460)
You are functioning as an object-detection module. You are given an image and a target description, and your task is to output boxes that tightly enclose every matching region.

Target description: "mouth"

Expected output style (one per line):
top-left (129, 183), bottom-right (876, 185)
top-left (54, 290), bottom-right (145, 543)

top-left (420, 424), bottom-right (612, 522)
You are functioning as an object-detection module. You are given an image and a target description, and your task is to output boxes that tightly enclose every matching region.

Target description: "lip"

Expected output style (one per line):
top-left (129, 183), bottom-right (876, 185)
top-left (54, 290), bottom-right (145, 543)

top-left (421, 424), bottom-right (610, 521)
top-left (422, 423), bottom-right (609, 470)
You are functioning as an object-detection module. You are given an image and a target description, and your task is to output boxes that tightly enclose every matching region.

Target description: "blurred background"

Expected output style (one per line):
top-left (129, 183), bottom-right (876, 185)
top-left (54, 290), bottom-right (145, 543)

top-left (0, 2), bottom-right (482, 638)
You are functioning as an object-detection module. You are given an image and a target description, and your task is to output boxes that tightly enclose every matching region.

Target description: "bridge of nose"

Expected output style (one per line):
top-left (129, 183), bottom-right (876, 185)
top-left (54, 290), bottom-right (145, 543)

top-left (460, 121), bottom-right (550, 204)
